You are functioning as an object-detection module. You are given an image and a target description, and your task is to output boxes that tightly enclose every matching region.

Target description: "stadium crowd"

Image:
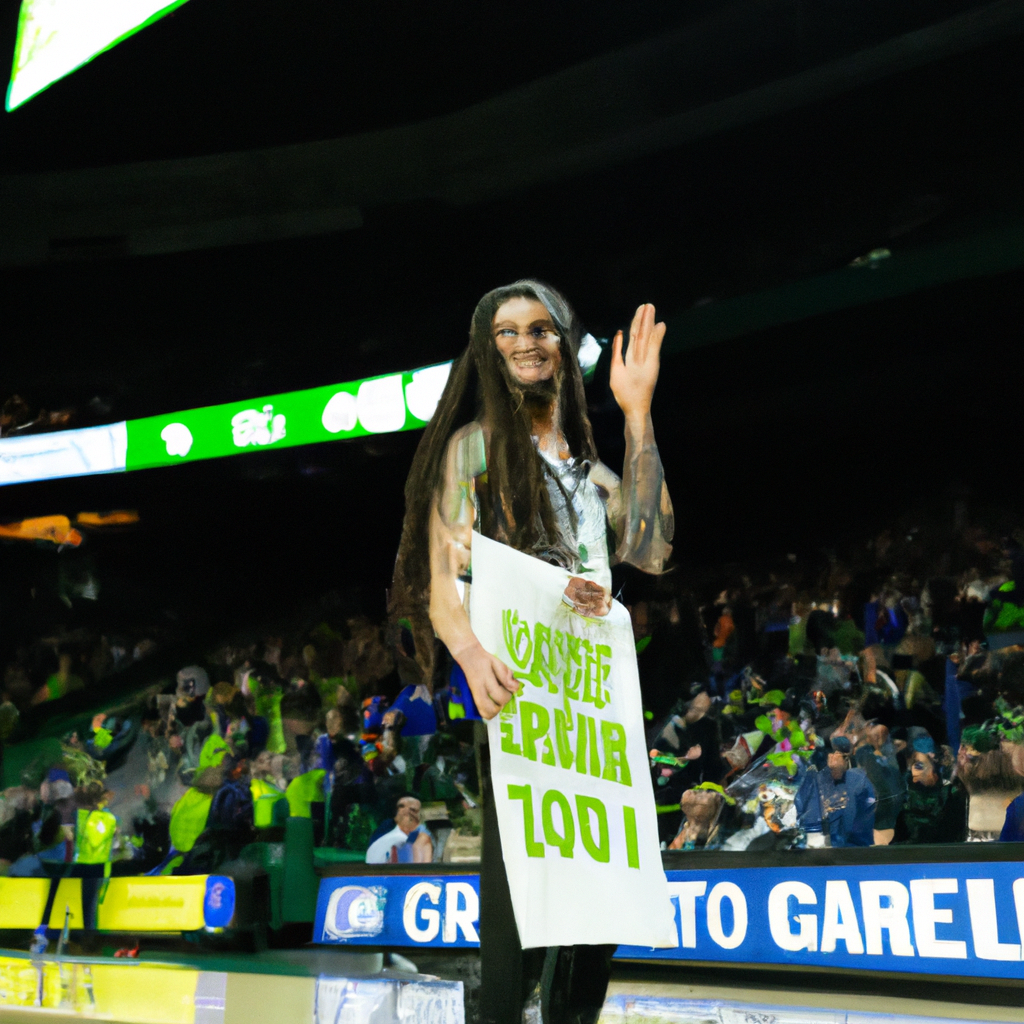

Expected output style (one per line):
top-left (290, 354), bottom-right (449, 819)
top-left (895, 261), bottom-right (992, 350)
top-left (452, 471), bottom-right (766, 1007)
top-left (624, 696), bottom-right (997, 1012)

top-left (2, 518), bottom-right (1024, 876)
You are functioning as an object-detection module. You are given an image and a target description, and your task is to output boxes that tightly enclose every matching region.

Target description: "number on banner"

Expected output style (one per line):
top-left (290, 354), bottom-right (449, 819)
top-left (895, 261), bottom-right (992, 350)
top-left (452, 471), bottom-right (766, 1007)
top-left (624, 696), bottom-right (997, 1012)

top-left (507, 784), bottom-right (640, 867)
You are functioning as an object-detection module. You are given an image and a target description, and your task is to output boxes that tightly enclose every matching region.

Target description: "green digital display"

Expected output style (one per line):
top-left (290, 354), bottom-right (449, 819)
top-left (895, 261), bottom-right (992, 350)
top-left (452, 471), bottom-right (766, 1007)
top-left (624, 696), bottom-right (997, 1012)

top-left (124, 363), bottom-right (454, 472)
top-left (7, 0), bottom-right (191, 111)
top-left (1, 340), bottom-right (606, 487)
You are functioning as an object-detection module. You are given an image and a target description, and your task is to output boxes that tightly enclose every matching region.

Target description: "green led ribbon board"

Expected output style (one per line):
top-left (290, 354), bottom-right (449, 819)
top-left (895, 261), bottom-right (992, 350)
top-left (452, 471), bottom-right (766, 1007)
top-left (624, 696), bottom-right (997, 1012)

top-left (0, 337), bottom-right (596, 487)
top-left (7, 0), bottom-right (191, 111)
top-left (125, 363), bottom-right (451, 471)
top-left (0, 363), bottom-right (453, 486)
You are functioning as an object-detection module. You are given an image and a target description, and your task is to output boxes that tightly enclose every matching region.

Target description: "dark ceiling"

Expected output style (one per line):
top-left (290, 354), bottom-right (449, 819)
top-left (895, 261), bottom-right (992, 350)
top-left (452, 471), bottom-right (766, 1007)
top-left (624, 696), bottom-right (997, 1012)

top-left (2, 0), bottom-right (1022, 412)
top-left (1, 0), bottom-right (1023, 650)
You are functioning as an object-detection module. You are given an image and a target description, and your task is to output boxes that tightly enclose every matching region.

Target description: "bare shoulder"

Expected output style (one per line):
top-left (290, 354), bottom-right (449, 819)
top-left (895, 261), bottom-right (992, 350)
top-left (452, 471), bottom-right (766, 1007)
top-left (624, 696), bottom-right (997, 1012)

top-left (446, 421), bottom-right (487, 476)
top-left (448, 421), bottom-right (484, 446)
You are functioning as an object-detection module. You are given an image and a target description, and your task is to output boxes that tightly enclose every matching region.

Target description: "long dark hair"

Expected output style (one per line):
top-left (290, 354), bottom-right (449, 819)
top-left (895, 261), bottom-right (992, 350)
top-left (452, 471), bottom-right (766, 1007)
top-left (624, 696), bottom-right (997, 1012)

top-left (390, 280), bottom-right (597, 680)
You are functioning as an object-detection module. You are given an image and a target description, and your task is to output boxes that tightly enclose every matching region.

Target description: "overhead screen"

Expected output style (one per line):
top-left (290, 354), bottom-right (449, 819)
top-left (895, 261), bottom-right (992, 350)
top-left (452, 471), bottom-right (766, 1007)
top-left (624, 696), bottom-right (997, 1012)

top-left (0, 337), bottom-right (602, 488)
top-left (0, 362), bottom-right (454, 487)
top-left (6, 0), bottom-right (191, 111)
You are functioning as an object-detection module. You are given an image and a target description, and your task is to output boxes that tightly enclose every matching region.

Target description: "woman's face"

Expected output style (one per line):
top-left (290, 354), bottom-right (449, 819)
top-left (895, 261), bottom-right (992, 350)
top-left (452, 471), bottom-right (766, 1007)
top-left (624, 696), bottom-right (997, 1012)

top-left (492, 297), bottom-right (562, 388)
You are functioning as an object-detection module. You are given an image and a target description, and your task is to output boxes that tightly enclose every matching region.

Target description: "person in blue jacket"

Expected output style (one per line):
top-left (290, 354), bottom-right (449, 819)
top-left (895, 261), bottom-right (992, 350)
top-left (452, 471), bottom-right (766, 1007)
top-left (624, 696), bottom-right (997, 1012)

top-left (1000, 791), bottom-right (1024, 842)
top-left (797, 736), bottom-right (877, 847)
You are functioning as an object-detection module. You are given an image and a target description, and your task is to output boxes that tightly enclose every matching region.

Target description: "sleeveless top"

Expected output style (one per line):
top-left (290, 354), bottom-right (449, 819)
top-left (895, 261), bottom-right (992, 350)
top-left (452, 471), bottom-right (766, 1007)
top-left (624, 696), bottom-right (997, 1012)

top-left (533, 446), bottom-right (612, 591)
top-left (447, 423), bottom-right (612, 594)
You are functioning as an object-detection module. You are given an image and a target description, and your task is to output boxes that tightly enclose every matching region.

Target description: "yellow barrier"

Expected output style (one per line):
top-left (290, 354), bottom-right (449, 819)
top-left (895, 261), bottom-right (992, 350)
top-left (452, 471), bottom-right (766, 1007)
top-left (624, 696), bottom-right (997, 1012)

top-left (0, 876), bottom-right (222, 933)
top-left (96, 877), bottom-right (209, 932)
top-left (0, 878), bottom-right (84, 930)
top-left (0, 956), bottom-right (218, 1023)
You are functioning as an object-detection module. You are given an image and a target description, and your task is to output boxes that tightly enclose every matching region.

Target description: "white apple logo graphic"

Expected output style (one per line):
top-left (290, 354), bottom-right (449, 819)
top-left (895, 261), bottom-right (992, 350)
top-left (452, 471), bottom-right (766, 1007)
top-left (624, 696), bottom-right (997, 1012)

top-left (160, 423), bottom-right (193, 457)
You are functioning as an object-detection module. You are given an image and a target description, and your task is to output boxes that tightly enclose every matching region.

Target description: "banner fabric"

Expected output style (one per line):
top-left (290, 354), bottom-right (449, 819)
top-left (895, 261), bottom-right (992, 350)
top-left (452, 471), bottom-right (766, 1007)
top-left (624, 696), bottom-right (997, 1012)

top-left (470, 533), bottom-right (678, 949)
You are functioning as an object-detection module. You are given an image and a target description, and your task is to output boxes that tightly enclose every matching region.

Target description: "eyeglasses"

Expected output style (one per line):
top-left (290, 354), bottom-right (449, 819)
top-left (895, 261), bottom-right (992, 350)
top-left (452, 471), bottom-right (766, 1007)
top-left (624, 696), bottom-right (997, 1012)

top-left (493, 327), bottom-right (560, 345)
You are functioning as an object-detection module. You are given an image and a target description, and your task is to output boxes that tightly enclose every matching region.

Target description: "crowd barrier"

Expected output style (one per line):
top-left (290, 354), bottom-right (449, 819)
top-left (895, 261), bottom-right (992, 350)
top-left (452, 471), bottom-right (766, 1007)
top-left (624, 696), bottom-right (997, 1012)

top-left (314, 845), bottom-right (1024, 983)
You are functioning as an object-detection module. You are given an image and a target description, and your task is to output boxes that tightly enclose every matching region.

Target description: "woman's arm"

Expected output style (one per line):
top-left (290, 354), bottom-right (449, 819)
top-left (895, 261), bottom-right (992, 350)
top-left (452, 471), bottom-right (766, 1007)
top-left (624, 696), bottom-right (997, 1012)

top-left (428, 424), bottom-right (519, 720)
top-left (594, 303), bottom-right (674, 574)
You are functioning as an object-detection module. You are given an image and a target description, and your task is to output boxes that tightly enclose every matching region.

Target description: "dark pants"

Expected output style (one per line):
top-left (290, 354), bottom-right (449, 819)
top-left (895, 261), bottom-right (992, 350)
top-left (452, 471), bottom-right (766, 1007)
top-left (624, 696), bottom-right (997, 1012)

top-left (478, 737), bottom-right (615, 1024)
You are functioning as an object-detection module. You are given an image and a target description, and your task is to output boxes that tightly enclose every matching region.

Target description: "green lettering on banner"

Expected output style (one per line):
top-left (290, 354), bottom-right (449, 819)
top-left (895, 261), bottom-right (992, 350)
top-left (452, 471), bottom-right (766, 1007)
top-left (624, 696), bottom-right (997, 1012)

top-left (501, 702), bottom-right (631, 787)
top-left (563, 635), bottom-right (582, 705)
top-left (575, 713), bottom-right (589, 774)
top-left (600, 720), bottom-right (632, 786)
top-left (541, 789), bottom-right (575, 858)
top-left (623, 805), bottom-right (640, 869)
top-left (503, 611), bottom-right (533, 671)
top-left (553, 709), bottom-right (575, 769)
top-left (508, 784), bottom-right (545, 858)
top-left (509, 785), bottom-right (638, 866)
top-left (576, 795), bottom-right (610, 863)
top-left (521, 701), bottom-right (551, 763)
top-left (500, 609), bottom-right (614, 713)
top-left (500, 720), bottom-right (523, 757)
top-left (584, 643), bottom-right (612, 709)
top-left (588, 716), bottom-right (601, 777)
top-left (532, 622), bottom-right (559, 695)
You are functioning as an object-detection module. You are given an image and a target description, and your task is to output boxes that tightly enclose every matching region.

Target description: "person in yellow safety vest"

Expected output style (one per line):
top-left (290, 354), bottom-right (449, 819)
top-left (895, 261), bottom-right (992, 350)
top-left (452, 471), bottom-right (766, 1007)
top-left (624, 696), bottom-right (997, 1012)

top-left (75, 807), bottom-right (118, 863)
top-left (248, 766), bottom-right (327, 826)
top-left (73, 783), bottom-right (119, 873)
top-left (250, 775), bottom-right (286, 828)
top-left (242, 669), bottom-right (286, 755)
top-left (168, 733), bottom-right (230, 853)
top-left (285, 769), bottom-right (326, 819)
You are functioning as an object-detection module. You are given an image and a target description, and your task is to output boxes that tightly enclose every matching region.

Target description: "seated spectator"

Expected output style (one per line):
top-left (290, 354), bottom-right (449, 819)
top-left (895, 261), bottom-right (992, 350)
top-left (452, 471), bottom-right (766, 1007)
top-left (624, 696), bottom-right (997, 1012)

top-left (280, 681), bottom-right (324, 771)
top-left (796, 736), bottom-right (876, 847)
top-left (956, 725), bottom-right (1024, 841)
top-left (650, 689), bottom-right (725, 841)
top-left (78, 713), bottom-right (137, 769)
top-left (670, 785), bottom-right (728, 850)
top-left (365, 794), bottom-right (433, 863)
top-left (175, 665), bottom-right (211, 727)
top-left (895, 736), bottom-right (966, 844)
top-left (315, 708), bottom-right (361, 780)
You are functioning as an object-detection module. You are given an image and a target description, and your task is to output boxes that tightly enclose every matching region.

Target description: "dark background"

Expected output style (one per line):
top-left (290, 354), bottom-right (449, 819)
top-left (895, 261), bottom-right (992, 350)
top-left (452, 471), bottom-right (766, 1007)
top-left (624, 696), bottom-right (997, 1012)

top-left (1, 0), bottom-right (1022, 657)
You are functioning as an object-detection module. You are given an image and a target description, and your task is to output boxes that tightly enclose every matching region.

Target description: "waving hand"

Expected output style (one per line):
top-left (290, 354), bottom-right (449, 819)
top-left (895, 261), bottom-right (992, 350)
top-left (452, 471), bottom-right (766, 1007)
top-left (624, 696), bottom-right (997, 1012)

top-left (609, 303), bottom-right (665, 423)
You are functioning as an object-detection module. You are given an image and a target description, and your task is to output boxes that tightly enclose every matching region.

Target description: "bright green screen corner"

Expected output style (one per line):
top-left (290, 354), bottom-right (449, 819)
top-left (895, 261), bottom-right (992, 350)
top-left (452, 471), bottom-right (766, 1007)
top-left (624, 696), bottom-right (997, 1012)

top-left (6, 0), bottom-right (191, 112)
top-left (124, 363), bottom-right (453, 473)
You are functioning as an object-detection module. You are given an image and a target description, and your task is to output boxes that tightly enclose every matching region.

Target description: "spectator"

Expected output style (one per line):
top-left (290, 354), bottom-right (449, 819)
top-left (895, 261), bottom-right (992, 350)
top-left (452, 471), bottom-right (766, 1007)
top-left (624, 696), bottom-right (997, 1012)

top-left (895, 736), bottom-right (966, 844)
top-left (32, 651), bottom-right (84, 705)
top-left (365, 794), bottom-right (433, 863)
top-left (796, 736), bottom-right (876, 847)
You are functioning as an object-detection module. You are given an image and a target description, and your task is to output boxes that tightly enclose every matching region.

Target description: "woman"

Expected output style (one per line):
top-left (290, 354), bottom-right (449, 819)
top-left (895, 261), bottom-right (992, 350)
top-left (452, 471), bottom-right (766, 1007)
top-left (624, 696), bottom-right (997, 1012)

top-left (392, 280), bottom-right (674, 1024)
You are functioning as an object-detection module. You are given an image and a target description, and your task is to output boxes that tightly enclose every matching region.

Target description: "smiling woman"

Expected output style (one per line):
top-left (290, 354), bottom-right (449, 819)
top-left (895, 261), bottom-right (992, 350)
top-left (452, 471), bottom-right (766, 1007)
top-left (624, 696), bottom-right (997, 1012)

top-left (391, 280), bottom-right (675, 703)
top-left (390, 279), bottom-right (675, 1024)
top-left (492, 298), bottom-right (563, 393)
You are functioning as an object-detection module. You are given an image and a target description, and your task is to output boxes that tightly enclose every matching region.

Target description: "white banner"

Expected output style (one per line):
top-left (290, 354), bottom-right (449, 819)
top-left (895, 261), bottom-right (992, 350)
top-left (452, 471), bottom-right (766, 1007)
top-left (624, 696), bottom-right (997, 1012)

top-left (470, 533), bottom-right (678, 949)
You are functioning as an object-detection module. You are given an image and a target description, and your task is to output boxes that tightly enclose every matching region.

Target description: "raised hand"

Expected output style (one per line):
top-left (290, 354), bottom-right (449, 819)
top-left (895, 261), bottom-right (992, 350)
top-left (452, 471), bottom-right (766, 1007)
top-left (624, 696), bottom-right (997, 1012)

top-left (609, 303), bottom-right (665, 424)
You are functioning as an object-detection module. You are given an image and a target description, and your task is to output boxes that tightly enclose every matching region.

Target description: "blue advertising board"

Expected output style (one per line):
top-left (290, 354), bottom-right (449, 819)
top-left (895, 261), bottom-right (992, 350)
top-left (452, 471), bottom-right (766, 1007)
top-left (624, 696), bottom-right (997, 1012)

top-left (315, 875), bottom-right (481, 948)
top-left (620, 861), bottom-right (1024, 980)
top-left (316, 862), bottom-right (1024, 979)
